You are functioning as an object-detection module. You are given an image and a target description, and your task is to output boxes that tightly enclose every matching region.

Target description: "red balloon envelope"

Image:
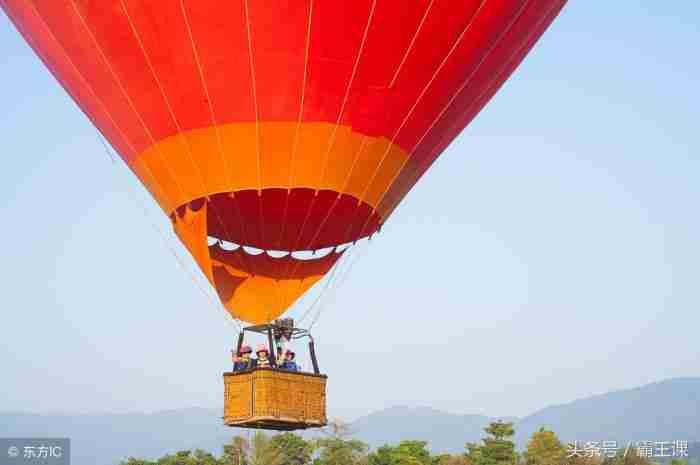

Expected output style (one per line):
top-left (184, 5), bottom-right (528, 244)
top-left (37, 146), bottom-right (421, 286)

top-left (1, 0), bottom-right (566, 323)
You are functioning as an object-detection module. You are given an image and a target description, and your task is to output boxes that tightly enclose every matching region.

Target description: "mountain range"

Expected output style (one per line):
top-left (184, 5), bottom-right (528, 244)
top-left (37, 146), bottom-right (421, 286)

top-left (1, 377), bottom-right (698, 464)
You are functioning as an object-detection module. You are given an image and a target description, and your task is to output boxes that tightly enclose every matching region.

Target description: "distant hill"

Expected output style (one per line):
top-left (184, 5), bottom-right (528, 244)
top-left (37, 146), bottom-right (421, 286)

top-left (347, 378), bottom-right (700, 452)
top-left (0, 407), bottom-right (231, 465)
top-left (348, 406), bottom-right (515, 452)
top-left (515, 377), bottom-right (700, 445)
top-left (1, 377), bottom-right (698, 464)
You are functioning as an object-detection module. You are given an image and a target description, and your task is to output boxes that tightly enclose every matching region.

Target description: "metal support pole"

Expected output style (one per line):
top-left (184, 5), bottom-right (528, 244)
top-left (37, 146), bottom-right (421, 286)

top-left (267, 326), bottom-right (277, 367)
top-left (235, 331), bottom-right (244, 355)
top-left (308, 338), bottom-right (320, 375)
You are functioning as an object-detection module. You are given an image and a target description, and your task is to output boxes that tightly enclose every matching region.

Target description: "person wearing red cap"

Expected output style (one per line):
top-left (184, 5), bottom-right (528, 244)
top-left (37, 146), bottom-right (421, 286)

top-left (280, 348), bottom-right (299, 372)
top-left (232, 345), bottom-right (256, 372)
top-left (255, 344), bottom-right (272, 368)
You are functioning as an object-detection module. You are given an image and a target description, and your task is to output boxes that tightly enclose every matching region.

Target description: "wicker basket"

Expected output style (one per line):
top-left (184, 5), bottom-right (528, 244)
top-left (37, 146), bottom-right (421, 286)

top-left (223, 367), bottom-right (327, 430)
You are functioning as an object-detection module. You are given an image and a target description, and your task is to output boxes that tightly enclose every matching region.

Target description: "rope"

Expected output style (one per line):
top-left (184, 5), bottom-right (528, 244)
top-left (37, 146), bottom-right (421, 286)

top-left (307, 236), bottom-right (374, 331)
top-left (296, 247), bottom-right (350, 327)
top-left (97, 132), bottom-right (242, 333)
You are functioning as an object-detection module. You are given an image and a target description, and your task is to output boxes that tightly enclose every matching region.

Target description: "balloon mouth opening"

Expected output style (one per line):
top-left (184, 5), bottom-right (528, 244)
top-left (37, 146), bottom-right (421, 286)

top-left (207, 231), bottom-right (348, 282)
top-left (170, 187), bottom-right (382, 251)
top-left (207, 234), bottom-right (351, 260)
top-left (168, 188), bottom-right (374, 320)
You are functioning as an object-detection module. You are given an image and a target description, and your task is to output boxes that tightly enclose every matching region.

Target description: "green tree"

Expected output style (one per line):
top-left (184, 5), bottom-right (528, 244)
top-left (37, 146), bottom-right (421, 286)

top-left (566, 451), bottom-right (600, 465)
top-left (315, 437), bottom-right (367, 465)
top-left (523, 428), bottom-right (567, 465)
top-left (121, 449), bottom-right (221, 465)
top-left (600, 448), bottom-right (655, 465)
top-left (249, 432), bottom-right (282, 465)
top-left (396, 441), bottom-right (433, 465)
top-left (466, 421), bottom-right (517, 465)
top-left (222, 436), bottom-right (250, 465)
top-left (671, 459), bottom-right (689, 465)
top-left (121, 459), bottom-right (156, 465)
top-left (368, 445), bottom-right (395, 465)
top-left (315, 419), bottom-right (368, 465)
top-left (465, 442), bottom-right (482, 465)
top-left (367, 441), bottom-right (434, 465)
top-left (434, 455), bottom-right (471, 465)
top-left (270, 433), bottom-right (314, 465)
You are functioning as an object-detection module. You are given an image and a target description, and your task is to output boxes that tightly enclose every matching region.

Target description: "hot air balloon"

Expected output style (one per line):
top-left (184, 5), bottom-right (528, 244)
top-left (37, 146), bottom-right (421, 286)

top-left (1, 0), bottom-right (566, 430)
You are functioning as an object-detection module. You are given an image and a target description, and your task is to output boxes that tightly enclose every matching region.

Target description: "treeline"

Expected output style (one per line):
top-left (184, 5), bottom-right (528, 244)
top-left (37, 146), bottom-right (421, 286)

top-left (120, 420), bottom-right (694, 465)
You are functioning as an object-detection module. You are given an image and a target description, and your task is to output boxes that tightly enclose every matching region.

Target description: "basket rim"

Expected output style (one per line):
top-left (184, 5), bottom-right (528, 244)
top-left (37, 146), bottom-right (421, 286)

top-left (223, 367), bottom-right (327, 379)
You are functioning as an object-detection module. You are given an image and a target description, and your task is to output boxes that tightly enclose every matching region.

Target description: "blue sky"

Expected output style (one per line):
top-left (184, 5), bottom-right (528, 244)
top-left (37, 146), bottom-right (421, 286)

top-left (1, 1), bottom-right (698, 420)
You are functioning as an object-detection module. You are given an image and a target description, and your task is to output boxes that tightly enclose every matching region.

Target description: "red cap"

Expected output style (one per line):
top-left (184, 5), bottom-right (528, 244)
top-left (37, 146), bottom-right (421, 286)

top-left (255, 344), bottom-right (268, 354)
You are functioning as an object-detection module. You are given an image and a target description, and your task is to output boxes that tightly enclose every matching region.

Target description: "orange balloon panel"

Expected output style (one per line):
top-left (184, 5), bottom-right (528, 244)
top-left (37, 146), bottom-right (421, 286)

top-left (1, 0), bottom-right (566, 323)
top-left (172, 200), bottom-right (343, 323)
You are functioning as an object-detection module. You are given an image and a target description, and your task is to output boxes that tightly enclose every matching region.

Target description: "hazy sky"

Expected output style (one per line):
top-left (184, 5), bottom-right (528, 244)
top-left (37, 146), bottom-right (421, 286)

top-left (1, 2), bottom-right (698, 421)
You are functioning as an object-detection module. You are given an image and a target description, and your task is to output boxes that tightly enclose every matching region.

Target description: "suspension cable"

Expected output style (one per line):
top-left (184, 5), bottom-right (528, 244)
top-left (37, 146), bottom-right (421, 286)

top-left (296, 246), bottom-right (350, 327)
top-left (302, 250), bottom-right (353, 328)
top-left (307, 236), bottom-right (374, 331)
top-left (96, 132), bottom-right (242, 332)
